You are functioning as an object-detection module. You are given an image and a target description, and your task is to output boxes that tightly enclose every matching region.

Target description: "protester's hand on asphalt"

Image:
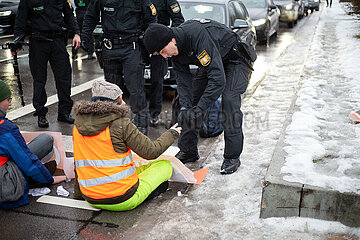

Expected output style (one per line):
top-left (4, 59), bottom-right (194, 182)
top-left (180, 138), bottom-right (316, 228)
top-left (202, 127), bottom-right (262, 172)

top-left (170, 123), bottom-right (182, 135)
top-left (52, 175), bottom-right (67, 184)
top-left (73, 34), bottom-right (81, 49)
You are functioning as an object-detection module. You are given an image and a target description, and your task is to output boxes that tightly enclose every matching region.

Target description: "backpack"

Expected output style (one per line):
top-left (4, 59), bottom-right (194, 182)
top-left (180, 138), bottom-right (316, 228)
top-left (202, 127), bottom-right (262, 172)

top-left (199, 97), bottom-right (224, 138)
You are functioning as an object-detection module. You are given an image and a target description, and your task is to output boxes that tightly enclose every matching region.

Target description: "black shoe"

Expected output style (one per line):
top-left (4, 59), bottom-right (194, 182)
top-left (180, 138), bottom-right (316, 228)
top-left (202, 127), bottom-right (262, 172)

top-left (38, 115), bottom-right (49, 128)
top-left (137, 126), bottom-right (148, 136)
top-left (146, 181), bottom-right (169, 201)
top-left (87, 54), bottom-right (96, 60)
top-left (220, 158), bottom-right (241, 174)
top-left (175, 151), bottom-right (199, 164)
top-left (149, 116), bottom-right (160, 127)
top-left (57, 114), bottom-right (75, 124)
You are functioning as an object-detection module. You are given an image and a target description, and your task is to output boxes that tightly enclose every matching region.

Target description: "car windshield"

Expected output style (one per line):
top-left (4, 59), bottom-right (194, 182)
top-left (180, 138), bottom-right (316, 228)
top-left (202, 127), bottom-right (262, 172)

top-left (179, 2), bottom-right (226, 24)
top-left (241, 0), bottom-right (266, 8)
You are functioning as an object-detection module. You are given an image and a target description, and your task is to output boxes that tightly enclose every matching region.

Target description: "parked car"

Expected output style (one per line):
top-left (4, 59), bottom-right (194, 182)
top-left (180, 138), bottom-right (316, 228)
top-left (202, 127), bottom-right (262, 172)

top-left (273, 0), bottom-right (300, 28)
top-left (241, 0), bottom-right (280, 45)
top-left (297, 0), bottom-right (305, 19)
top-left (304, 0), bottom-right (320, 14)
top-left (0, 0), bottom-right (19, 34)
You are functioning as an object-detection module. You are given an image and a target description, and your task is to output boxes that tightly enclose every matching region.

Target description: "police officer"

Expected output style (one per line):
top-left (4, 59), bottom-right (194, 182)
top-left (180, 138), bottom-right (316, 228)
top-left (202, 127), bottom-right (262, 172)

top-left (72, 0), bottom-right (95, 59)
top-left (81, 0), bottom-right (157, 135)
top-left (148, 0), bottom-right (184, 127)
top-left (144, 20), bottom-right (256, 174)
top-left (12, 0), bottom-right (81, 128)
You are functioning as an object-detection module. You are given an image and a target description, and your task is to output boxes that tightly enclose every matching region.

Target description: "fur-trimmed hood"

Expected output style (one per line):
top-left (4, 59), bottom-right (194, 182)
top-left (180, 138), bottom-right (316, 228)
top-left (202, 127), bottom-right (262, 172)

top-left (73, 100), bottom-right (131, 136)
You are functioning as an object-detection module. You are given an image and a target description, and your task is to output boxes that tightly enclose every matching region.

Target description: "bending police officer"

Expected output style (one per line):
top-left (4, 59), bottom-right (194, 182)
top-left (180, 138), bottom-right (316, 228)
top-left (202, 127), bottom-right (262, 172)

top-left (72, 0), bottom-right (95, 59)
top-left (144, 20), bottom-right (256, 174)
top-left (81, 0), bottom-right (157, 135)
top-left (148, 0), bottom-right (184, 127)
top-left (13, 0), bottom-right (81, 127)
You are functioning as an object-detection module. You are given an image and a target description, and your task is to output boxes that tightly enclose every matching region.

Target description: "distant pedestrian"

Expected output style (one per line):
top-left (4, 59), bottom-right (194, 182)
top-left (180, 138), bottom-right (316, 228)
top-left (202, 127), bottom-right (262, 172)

top-left (349, 110), bottom-right (360, 123)
top-left (0, 80), bottom-right (63, 209)
top-left (148, 0), bottom-right (184, 127)
top-left (12, 0), bottom-right (81, 128)
top-left (144, 20), bottom-right (256, 174)
top-left (72, 79), bottom-right (182, 211)
top-left (72, 0), bottom-right (95, 60)
top-left (326, 0), bottom-right (332, 7)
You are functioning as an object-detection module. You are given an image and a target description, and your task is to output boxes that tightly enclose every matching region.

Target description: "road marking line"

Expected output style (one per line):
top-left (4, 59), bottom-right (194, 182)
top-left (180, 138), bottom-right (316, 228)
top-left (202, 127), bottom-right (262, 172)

top-left (37, 195), bottom-right (100, 211)
top-left (0, 54), bottom-right (28, 63)
top-left (7, 76), bottom-right (104, 121)
top-left (0, 34), bottom-right (13, 39)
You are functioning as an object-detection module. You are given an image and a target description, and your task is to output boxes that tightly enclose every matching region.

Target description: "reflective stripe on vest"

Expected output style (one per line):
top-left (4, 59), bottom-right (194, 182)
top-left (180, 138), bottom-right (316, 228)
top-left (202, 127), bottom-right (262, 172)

top-left (73, 125), bottom-right (138, 200)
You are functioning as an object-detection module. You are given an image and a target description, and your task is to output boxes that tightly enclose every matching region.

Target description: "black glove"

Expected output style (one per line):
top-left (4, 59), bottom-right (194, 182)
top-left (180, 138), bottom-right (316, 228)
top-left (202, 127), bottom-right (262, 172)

top-left (7, 41), bottom-right (22, 52)
top-left (178, 107), bottom-right (203, 129)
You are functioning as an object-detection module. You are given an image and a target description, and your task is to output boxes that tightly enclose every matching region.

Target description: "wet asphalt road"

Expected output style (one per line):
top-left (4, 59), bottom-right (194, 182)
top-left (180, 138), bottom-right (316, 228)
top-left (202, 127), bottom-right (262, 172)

top-left (0, 14), bottom-right (315, 239)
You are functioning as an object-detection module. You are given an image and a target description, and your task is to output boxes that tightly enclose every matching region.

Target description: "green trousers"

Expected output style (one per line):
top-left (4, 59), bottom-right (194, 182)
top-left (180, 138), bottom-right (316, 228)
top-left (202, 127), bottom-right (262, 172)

top-left (89, 159), bottom-right (172, 211)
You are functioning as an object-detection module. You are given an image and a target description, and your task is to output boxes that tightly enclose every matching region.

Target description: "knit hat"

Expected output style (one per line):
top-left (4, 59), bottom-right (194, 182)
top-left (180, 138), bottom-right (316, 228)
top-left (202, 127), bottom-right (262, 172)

top-left (144, 23), bottom-right (174, 54)
top-left (0, 80), bottom-right (11, 102)
top-left (92, 79), bottom-right (123, 100)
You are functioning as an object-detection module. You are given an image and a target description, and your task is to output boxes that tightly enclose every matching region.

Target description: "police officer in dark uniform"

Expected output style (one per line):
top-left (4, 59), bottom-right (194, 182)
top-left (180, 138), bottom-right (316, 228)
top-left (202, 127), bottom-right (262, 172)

top-left (12, 0), bottom-right (81, 128)
top-left (144, 20), bottom-right (256, 174)
top-left (148, 0), bottom-right (184, 127)
top-left (72, 0), bottom-right (95, 59)
top-left (81, 0), bottom-right (157, 135)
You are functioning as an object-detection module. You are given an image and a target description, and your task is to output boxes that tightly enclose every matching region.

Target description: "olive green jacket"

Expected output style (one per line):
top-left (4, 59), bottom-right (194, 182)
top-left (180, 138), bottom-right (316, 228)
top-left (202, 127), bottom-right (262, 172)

top-left (72, 99), bottom-right (179, 199)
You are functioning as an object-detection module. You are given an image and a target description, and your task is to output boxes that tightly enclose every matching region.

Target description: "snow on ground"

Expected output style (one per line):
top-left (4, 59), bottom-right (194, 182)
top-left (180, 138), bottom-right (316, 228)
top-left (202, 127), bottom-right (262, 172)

top-left (281, 0), bottom-right (360, 194)
top-left (142, 1), bottom-right (359, 239)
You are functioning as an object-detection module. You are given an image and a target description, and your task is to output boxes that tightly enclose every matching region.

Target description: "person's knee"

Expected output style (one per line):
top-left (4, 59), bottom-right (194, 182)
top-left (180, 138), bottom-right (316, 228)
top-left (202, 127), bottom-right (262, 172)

top-left (156, 160), bottom-right (173, 180)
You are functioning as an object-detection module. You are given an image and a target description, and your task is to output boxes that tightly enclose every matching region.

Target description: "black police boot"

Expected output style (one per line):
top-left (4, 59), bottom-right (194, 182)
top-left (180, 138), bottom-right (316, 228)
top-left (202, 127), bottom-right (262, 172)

top-left (175, 151), bottom-right (200, 164)
top-left (137, 126), bottom-right (148, 136)
top-left (57, 114), bottom-right (75, 124)
top-left (87, 53), bottom-right (96, 60)
top-left (149, 116), bottom-right (160, 127)
top-left (146, 181), bottom-right (169, 201)
top-left (38, 115), bottom-right (49, 128)
top-left (220, 158), bottom-right (241, 174)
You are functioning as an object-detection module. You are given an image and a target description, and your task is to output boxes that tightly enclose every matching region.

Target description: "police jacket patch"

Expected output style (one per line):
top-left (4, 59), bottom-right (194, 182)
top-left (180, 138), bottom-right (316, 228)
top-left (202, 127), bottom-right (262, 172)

top-left (170, 3), bottom-right (180, 13)
top-left (197, 50), bottom-right (211, 66)
top-left (150, 4), bottom-right (157, 15)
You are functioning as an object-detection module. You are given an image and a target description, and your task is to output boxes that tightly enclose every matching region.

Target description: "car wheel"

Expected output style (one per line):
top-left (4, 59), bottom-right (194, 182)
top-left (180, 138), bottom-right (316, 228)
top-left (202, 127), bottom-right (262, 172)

top-left (288, 21), bottom-right (295, 28)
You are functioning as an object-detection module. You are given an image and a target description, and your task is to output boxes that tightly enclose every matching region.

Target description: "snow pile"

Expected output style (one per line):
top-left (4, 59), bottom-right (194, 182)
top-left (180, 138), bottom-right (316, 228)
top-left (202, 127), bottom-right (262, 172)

top-left (281, 3), bottom-right (360, 193)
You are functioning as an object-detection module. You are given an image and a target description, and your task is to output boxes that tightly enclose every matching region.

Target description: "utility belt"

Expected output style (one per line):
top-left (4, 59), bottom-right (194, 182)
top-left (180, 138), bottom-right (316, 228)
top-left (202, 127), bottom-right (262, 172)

top-left (102, 35), bottom-right (139, 49)
top-left (225, 39), bottom-right (257, 71)
top-left (32, 31), bottom-right (65, 40)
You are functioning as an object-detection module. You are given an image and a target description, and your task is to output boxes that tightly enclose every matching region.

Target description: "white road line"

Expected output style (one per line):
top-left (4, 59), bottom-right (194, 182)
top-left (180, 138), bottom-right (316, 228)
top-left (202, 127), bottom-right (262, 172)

top-left (37, 195), bottom-right (100, 211)
top-left (7, 76), bottom-right (104, 121)
top-left (0, 54), bottom-right (28, 63)
top-left (0, 34), bottom-right (13, 39)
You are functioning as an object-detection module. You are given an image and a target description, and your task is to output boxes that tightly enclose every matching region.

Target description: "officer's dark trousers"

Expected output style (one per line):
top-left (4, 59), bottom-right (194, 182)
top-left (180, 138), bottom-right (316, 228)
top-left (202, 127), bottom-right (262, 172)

top-left (178, 61), bottom-right (250, 160)
top-left (149, 55), bottom-right (168, 118)
top-left (29, 38), bottom-right (73, 116)
top-left (103, 43), bottom-right (149, 127)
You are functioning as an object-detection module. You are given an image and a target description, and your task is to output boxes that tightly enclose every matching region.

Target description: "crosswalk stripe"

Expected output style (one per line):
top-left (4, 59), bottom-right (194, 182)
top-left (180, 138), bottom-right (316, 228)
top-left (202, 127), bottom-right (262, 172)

top-left (36, 195), bottom-right (100, 211)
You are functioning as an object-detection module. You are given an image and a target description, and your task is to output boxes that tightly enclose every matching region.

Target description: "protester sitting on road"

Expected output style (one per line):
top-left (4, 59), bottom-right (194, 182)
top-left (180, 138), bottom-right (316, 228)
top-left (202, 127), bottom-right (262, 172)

top-left (0, 80), bottom-right (63, 209)
top-left (349, 110), bottom-right (360, 123)
top-left (72, 79), bottom-right (182, 211)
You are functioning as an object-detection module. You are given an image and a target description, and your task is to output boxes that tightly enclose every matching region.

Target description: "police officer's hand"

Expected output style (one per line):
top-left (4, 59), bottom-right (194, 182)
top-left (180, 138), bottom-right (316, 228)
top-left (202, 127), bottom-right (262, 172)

top-left (7, 41), bottom-right (22, 57)
top-left (178, 107), bottom-right (203, 128)
top-left (170, 123), bottom-right (182, 135)
top-left (73, 34), bottom-right (81, 50)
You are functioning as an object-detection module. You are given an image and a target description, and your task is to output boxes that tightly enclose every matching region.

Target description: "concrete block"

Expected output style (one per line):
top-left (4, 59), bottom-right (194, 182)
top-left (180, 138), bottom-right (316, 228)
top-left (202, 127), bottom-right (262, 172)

top-left (300, 186), bottom-right (360, 227)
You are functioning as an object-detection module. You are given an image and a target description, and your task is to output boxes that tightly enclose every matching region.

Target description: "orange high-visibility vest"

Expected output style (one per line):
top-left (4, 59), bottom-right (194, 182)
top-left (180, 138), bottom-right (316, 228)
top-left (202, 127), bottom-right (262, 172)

top-left (73, 126), bottom-right (138, 200)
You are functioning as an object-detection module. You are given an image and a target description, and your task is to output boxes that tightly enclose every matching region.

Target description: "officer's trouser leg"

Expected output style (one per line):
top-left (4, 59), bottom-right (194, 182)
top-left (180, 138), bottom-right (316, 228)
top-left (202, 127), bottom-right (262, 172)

top-left (49, 38), bottom-right (73, 115)
top-left (222, 62), bottom-right (250, 159)
top-left (122, 45), bottom-right (149, 127)
top-left (178, 68), bottom-right (208, 153)
top-left (149, 55), bottom-right (167, 117)
top-left (29, 39), bottom-right (50, 116)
